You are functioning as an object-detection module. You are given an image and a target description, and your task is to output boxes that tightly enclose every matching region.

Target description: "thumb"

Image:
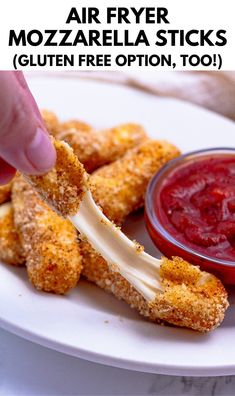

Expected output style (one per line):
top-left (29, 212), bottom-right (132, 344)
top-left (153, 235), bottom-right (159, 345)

top-left (0, 72), bottom-right (56, 175)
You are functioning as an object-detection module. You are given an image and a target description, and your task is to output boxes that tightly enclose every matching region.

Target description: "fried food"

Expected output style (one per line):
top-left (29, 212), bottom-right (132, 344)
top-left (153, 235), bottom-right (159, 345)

top-left (7, 121), bottom-right (146, 267)
top-left (156, 257), bottom-right (228, 331)
top-left (90, 139), bottom-right (180, 224)
top-left (0, 182), bottom-right (12, 204)
top-left (12, 175), bottom-right (82, 294)
top-left (41, 110), bottom-right (61, 136)
top-left (24, 138), bottom-right (228, 331)
top-left (41, 110), bottom-right (147, 173)
top-left (0, 202), bottom-right (24, 265)
top-left (60, 120), bottom-right (92, 133)
top-left (81, 244), bottom-right (228, 331)
top-left (9, 120), bottom-right (147, 284)
top-left (41, 109), bottom-right (92, 137)
top-left (57, 123), bottom-right (147, 172)
top-left (25, 138), bottom-right (179, 220)
top-left (24, 139), bottom-right (87, 218)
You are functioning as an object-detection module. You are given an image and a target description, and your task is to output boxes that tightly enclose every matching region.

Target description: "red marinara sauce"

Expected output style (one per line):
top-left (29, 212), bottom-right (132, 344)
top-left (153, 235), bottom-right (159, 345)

top-left (145, 150), bottom-right (235, 283)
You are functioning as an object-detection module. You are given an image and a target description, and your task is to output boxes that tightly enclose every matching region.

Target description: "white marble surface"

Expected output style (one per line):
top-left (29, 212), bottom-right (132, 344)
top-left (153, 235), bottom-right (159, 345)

top-left (0, 328), bottom-right (234, 396)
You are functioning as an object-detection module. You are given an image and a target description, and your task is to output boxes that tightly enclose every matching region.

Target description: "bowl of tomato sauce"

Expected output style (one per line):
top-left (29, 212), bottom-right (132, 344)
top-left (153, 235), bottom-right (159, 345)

top-left (145, 148), bottom-right (235, 284)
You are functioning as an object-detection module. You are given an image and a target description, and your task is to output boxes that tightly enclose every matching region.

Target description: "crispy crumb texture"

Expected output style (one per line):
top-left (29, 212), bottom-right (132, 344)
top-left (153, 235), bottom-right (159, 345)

top-left (81, 243), bottom-right (228, 332)
top-left (90, 139), bottom-right (180, 224)
top-left (0, 182), bottom-right (12, 204)
top-left (60, 119), bottom-right (92, 134)
top-left (80, 140), bottom-right (228, 332)
top-left (0, 202), bottom-right (24, 266)
top-left (41, 110), bottom-right (61, 136)
top-left (24, 138), bottom-right (88, 217)
top-left (0, 113), bottom-right (228, 331)
top-left (57, 123), bottom-right (147, 172)
top-left (156, 257), bottom-right (228, 331)
top-left (12, 175), bottom-right (82, 294)
top-left (41, 110), bottom-right (92, 137)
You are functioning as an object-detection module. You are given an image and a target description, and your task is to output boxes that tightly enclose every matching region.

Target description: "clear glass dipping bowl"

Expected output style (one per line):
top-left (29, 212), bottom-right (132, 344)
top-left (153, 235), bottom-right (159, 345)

top-left (145, 148), bottom-right (235, 284)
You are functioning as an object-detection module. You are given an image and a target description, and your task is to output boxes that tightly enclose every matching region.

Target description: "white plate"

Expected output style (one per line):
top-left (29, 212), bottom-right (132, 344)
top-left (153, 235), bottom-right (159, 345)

top-left (1, 73), bottom-right (235, 377)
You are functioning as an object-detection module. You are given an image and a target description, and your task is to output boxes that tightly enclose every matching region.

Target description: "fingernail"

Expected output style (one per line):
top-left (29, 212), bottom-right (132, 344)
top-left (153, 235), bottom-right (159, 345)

top-left (25, 128), bottom-right (56, 173)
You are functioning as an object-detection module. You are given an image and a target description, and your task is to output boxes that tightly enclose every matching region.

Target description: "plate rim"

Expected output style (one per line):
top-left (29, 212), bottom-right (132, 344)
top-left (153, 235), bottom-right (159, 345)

top-left (1, 316), bottom-right (235, 377)
top-left (1, 74), bottom-right (235, 376)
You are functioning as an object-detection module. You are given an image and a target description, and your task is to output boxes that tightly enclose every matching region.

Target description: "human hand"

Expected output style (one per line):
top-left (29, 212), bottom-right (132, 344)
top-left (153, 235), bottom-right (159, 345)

top-left (0, 71), bottom-right (56, 185)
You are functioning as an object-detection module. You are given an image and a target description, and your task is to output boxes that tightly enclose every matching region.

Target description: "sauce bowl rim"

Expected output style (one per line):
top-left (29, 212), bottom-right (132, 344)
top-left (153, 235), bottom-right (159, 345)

top-left (145, 147), bottom-right (235, 268)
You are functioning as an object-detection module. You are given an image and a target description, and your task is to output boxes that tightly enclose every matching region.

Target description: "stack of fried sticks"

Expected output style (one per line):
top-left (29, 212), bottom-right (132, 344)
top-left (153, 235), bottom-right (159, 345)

top-left (0, 110), bottom-right (229, 332)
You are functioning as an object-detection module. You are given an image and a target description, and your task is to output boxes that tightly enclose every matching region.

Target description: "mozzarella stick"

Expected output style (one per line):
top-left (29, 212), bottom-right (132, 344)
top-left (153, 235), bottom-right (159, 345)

top-left (57, 123), bottom-right (147, 172)
top-left (0, 202), bottom-right (24, 265)
top-left (60, 120), bottom-right (92, 133)
top-left (24, 139), bottom-right (228, 331)
top-left (24, 139), bottom-right (87, 218)
top-left (12, 175), bottom-right (82, 294)
top-left (90, 139), bottom-right (180, 224)
top-left (6, 124), bottom-right (145, 266)
top-left (0, 182), bottom-right (12, 204)
top-left (25, 139), bottom-right (179, 219)
top-left (81, 244), bottom-right (228, 331)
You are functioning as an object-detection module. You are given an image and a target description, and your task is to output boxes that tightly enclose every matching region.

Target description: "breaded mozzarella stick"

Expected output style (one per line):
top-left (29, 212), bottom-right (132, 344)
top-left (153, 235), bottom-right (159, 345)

top-left (90, 139), bottom-right (180, 224)
top-left (60, 120), bottom-right (92, 134)
top-left (0, 182), bottom-right (12, 204)
top-left (0, 202), bottom-right (24, 265)
top-left (6, 124), bottom-right (146, 266)
top-left (8, 138), bottom-right (178, 263)
top-left (41, 110), bottom-right (61, 136)
top-left (81, 244), bottom-right (228, 331)
top-left (3, 139), bottom-right (179, 266)
top-left (12, 175), bottom-right (82, 294)
top-left (57, 124), bottom-right (147, 172)
top-left (24, 139), bottom-right (229, 331)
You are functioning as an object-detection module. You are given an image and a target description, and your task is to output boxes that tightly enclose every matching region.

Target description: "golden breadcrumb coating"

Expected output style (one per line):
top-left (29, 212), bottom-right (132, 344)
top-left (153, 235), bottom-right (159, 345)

top-left (23, 137), bottom-right (228, 330)
top-left (25, 139), bottom-right (178, 220)
top-left (0, 202), bottom-right (24, 266)
top-left (90, 139), bottom-right (180, 224)
top-left (41, 110), bottom-right (61, 136)
top-left (57, 123), bottom-right (147, 172)
top-left (81, 244), bottom-right (228, 332)
top-left (80, 141), bottom-right (227, 331)
top-left (0, 182), bottom-right (12, 204)
top-left (60, 120), bottom-right (92, 134)
top-left (41, 110), bottom-right (92, 137)
top-left (24, 138), bottom-right (88, 217)
top-left (12, 176), bottom-right (82, 294)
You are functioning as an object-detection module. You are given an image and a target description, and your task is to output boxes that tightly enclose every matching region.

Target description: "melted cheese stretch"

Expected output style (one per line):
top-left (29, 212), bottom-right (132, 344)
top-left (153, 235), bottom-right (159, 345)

top-left (9, 29), bottom-right (226, 49)
top-left (70, 191), bottom-right (163, 301)
top-left (23, 138), bottom-right (229, 331)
